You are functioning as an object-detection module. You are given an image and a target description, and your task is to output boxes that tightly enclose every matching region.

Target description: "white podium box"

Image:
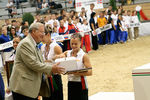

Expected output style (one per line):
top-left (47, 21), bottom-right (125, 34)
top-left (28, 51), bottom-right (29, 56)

top-left (132, 63), bottom-right (150, 100)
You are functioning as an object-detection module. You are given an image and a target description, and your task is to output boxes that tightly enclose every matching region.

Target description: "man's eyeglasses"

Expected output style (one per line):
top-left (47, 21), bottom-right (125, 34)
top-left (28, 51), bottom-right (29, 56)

top-left (38, 30), bottom-right (45, 35)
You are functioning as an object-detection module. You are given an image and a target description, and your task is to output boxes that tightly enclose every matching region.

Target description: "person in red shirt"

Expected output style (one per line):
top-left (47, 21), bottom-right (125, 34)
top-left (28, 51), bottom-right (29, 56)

top-left (59, 20), bottom-right (66, 35)
top-left (68, 18), bottom-right (77, 34)
top-left (58, 20), bottom-right (69, 51)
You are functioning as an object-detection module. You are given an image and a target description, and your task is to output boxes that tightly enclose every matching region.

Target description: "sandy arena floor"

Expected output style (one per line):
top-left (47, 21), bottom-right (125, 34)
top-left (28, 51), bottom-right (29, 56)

top-left (62, 35), bottom-right (150, 100)
top-left (3, 35), bottom-right (150, 100)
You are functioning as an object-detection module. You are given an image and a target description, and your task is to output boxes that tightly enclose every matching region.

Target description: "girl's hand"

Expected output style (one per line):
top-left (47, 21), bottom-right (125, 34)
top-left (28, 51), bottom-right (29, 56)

top-left (55, 54), bottom-right (66, 59)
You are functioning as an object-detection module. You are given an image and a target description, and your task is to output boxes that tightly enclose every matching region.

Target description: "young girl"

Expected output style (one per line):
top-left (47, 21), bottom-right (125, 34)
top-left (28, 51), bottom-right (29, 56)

top-left (97, 11), bottom-right (107, 45)
top-left (51, 27), bottom-right (59, 39)
top-left (9, 26), bottom-right (17, 40)
top-left (9, 37), bottom-right (21, 61)
top-left (117, 14), bottom-right (128, 43)
top-left (123, 10), bottom-right (132, 41)
top-left (81, 19), bottom-right (91, 53)
top-left (59, 33), bottom-right (92, 100)
top-left (107, 12), bottom-right (116, 44)
top-left (111, 10), bottom-right (118, 42)
top-left (41, 28), bottom-right (63, 100)
top-left (131, 10), bottom-right (140, 39)
top-left (89, 12), bottom-right (98, 50)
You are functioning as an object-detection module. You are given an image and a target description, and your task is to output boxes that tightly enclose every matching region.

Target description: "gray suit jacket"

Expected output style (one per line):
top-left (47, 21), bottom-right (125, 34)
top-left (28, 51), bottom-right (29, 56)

top-left (9, 34), bottom-right (52, 98)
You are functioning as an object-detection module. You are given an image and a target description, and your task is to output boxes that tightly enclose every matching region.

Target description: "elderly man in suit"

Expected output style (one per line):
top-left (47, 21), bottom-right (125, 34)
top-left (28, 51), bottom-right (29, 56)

top-left (9, 22), bottom-right (65, 100)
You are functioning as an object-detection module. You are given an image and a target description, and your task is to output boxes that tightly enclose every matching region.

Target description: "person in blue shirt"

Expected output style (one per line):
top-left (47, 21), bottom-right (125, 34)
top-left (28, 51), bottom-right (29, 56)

top-left (0, 26), bottom-right (13, 66)
top-left (0, 72), bottom-right (5, 100)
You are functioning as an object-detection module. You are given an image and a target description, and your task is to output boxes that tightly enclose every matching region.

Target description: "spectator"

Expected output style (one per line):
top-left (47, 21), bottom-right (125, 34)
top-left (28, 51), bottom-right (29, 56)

top-left (14, 0), bottom-right (20, 9)
top-left (58, 9), bottom-right (66, 21)
top-left (106, 5), bottom-right (113, 14)
top-left (9, 36), bottom-right (21, 60)
top-left (37, 0), bottom-right (42, 10)
top-left (44, 16), bottom-right (50, 26)
top-left (0, 73), bottom-right (5, 100)
top-left (97, 11), bottom-right (107, 45)
top-left (48, 13), bottom-right (59, 28)
top-left (11, 20), bottom-right (17, 27)
top-left (87, 3), bottom-right (95, 23)
top-left (6, 0), bottom-right (14, 18)
top-left (117, 14), bottom-right (128, 43)
top-left (78, 7), bottom-right (87, 18)
top-left (89, 12), bottom-right (98, 50)
top-left (68, 18), bottom-right (76, 34)
top-left (107, 12), bottom-right (116, 44)
top-left (111, 10), bottom-right (118, 42)
top-left (62, 16), bottom-right (68, 30)
top-left (70, 10), bottom-right (76, 18)
top-left (20, 26), bottom-right (29, 38)
top-left (59, 20), bottom-right (67, 35)
top-left (131, 10), bottom-right (140, 39)
top-left (34, 14), bottom-right (41, 23)
top-left (51, 27), bottom-right (59, 39)
top-left (10, 6), bottom-right (17, 18)
top-left (81, 19), bottom-right (91, 53)
top-left (9, 26), bottom-right (17, 40)
top-left (0, 26), bottom-right (13, 67)
top-left (4, 19), bottom-right (11, 26)
top-left (58, 20), bottom-right (68, 51)
top-left (40, 0), bottom-right (49, 14)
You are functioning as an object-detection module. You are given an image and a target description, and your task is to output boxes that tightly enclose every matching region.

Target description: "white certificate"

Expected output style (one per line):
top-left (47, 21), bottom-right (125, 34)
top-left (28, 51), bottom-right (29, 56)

top-left (55, 57), bottom-right (78, 72)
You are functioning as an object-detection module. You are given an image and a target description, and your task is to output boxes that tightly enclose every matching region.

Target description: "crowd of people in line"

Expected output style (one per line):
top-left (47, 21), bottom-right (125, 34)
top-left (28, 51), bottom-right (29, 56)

top-left (0, 3), bottom-right (140, 100)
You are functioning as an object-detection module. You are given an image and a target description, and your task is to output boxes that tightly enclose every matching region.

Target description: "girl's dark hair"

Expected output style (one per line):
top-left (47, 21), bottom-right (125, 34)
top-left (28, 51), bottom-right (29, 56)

top-left (21, 26), bottom-right (29, 33)
top-left (71, 33), bottom-right (82, 41)
top-left (9, 26), bottom-right (17, 40)
top-left (91, 12), bottom-right (96, 18)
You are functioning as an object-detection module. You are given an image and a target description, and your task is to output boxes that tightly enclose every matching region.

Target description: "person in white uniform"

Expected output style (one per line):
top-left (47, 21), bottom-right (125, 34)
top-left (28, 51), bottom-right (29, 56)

top-left (41, 27), bottom-right (63, 100)
top-left (131, 10), bottom-right (140, 39)
top-left (57, 33), bottom-right (92, 100)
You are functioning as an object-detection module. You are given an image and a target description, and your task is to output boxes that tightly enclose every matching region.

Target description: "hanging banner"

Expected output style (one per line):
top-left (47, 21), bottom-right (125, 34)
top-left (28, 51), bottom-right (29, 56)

top-left (99, 24), bottom-right (112, 32)
top-left (92, 24), bottom-right (112, 36)
top-left (52, 34), bottom-right (72, 41)
top-left (76, 0), bottom-right (103, 12)
top-left (0, 41), bottom-right (13, 51)
top-left (129, 23), bottom-right (140, 28)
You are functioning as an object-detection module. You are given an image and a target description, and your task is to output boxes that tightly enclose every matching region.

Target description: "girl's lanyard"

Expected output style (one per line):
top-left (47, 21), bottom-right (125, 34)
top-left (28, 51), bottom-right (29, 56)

top-left (44, 44), bottom-right (50, 60)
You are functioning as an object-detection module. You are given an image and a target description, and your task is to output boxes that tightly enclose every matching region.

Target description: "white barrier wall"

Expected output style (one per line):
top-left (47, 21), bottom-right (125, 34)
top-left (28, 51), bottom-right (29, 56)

top-left (139, 22), bottom-right (150, 36)
top-left (89, 92), bottom-right (135, 100)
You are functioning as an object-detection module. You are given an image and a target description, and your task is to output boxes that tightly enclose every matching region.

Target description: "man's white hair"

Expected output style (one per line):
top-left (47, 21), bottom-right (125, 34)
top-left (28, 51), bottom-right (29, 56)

top-left (29, 22), bottom-right (44, 33)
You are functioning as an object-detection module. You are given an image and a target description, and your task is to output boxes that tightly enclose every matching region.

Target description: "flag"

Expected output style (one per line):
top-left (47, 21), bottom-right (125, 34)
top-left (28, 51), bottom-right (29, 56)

top-left (76, 2), bottom-right (82, 7)
top-left (97, 0), bottom-right (102, 4)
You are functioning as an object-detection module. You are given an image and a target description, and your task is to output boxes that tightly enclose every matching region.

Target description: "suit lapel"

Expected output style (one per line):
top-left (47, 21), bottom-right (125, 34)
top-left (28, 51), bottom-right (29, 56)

top-left (27, 34), bottom-right (43, 63)
top-left (37, 49), bottom-right (44, 63)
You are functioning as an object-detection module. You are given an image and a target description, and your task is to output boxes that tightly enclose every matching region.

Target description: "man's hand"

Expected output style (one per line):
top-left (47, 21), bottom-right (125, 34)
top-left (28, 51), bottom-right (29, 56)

top-left (52, 62), bottom-right (65, 74)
